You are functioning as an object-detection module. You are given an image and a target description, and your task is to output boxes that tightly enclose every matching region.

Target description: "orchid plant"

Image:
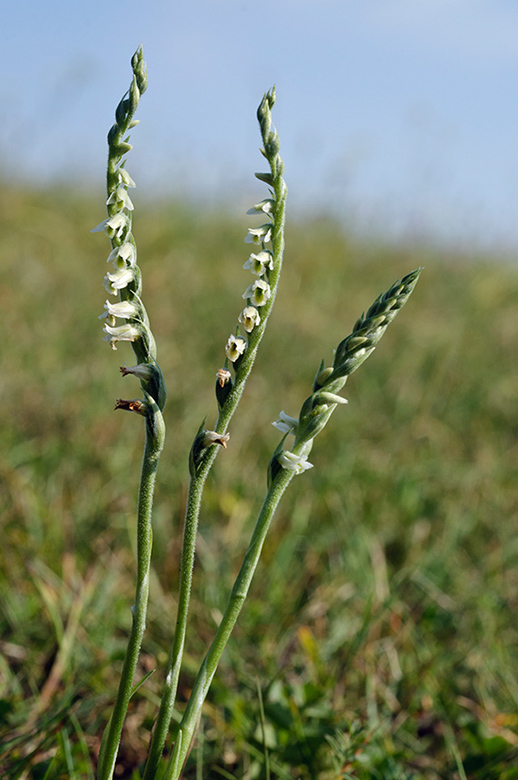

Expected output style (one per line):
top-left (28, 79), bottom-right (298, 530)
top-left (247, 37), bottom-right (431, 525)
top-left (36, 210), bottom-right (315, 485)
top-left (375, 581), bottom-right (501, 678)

top-left (92, 47), bottom-right (421, 780)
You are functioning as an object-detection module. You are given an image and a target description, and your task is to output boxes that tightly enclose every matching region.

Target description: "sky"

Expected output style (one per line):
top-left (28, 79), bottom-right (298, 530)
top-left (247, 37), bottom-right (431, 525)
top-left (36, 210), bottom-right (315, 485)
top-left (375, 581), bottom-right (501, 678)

top-left (3, 0), bottom-right (518, 248)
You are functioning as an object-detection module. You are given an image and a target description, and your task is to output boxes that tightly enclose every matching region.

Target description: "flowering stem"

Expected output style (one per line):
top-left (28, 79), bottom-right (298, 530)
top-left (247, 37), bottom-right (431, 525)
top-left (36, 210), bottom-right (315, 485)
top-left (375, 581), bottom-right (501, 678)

top-left (143, 89), bottom-right (287, 779)
top-left (94, 48), bottom-right (168, 779)
top-left (97, 400), bottom-right (165, 780)
top-left (163, 466), bottom-right (296, 780)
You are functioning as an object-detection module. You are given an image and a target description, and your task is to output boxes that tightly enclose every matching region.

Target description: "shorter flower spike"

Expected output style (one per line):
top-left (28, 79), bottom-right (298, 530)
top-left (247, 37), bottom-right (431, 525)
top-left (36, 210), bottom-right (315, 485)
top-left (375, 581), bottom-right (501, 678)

top-left (269, 268), bottom-right (422, 482)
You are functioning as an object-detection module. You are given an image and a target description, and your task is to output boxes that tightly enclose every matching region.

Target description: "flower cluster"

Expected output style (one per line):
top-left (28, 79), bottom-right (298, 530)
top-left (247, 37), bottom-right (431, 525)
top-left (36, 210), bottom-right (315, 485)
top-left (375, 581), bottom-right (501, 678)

top-left (218, 88), bottom-right (287, 411)
top-left (91, 47), bottom-right (165, 412)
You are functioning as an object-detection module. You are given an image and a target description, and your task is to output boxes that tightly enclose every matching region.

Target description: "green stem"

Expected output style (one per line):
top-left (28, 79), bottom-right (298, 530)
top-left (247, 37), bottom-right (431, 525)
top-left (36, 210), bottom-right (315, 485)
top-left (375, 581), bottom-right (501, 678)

top-left (164, 466), bottom-right (296, 779)
top-left (97, 401), bottom-right (165, 780)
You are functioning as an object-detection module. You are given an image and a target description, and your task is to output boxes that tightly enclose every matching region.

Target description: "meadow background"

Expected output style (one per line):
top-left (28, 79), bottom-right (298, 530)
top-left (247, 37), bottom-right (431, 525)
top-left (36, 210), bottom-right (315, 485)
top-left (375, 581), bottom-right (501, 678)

top-left (0, 181), bottom-right (517, 778)
top-left (2, 1), bottom-right (518, 777)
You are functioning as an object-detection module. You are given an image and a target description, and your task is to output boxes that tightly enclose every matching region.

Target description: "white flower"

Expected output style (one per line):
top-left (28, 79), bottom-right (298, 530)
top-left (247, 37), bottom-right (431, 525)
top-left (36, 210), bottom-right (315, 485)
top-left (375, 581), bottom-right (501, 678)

top-left (246, 199), bottom-right (275, 215)
top-left (244, 224), bottom-right (272, 245)
top-left (242, 279), bottom-right (271, 307)
top-left (238, 305), bottom-right (261, 333)
top-left (118, 168), bottom-right (136, 188)
top-left (272, 411), bottom-right (298, 435)
top-left (106, 186), bottom-right (134, 211)
top-left (225, 334), bottom-right (247, 362)
top-left (243, 250), bottom-right (274, 275)
top-left (104, 266), bottom-right (135, 295)
top-left (99, 299), bottom-right (139, 323)
top-left (107, 242), bottom-right (136, 268)
top-left (103, 323), bottom-right (141, 350)
top-left (277, 451), bottom-right (314, 474)
top-left (91, 213), bottom-right (129, 239)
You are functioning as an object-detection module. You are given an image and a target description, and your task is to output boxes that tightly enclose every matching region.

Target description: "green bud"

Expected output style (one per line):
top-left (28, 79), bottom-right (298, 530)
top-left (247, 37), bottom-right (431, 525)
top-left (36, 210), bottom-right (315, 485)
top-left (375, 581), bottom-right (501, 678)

top-left (255, 172), bottom-right (274, 185)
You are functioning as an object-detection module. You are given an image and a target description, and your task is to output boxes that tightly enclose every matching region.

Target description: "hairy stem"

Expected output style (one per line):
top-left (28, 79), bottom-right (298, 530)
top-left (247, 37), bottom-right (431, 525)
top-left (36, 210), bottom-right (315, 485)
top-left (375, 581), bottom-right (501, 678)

top-left (164, 466), bottom-right (296, 779)
top-left (97, 402), bottom-right (165, 780)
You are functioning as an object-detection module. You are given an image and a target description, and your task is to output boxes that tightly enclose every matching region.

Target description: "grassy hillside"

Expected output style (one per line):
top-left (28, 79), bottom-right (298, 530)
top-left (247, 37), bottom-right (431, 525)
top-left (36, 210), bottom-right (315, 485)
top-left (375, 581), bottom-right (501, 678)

top-left (1, 184), bottom-right (517, 778)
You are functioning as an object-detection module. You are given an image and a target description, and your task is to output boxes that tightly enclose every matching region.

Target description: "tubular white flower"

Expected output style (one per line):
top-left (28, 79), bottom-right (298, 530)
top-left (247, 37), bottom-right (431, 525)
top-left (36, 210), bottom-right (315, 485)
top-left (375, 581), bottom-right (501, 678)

top-left (107, 186), bottom-right (134, 211)
top-left (100, 299), bottom-right (140, 321)
top-left (92, 212), bottom-right (129, 239)
top-left (272, 411), bottom-right (298, 435)
top-left (244, 224), bottom-right (272, 245)
top-left (118, 168), bottom-right (136, 188)
top-left (242, 279), bottom-right (271, 307)
top-left (107, 242), bottom-right (136, 268)
top-left (103, 323), bottom-right (141, 350)
top-left (246, 198), bottom-right (275, 215)
top-left (225, 334), bottom-right (247, 362)
top-left (238, 305), bottom-right (261, 333)
top-left (277, 451), bottom-right (313, 473)
top-left (104, 266), bottom-right (135, 295)
top-left (243, 250), bottom-right (274, 275)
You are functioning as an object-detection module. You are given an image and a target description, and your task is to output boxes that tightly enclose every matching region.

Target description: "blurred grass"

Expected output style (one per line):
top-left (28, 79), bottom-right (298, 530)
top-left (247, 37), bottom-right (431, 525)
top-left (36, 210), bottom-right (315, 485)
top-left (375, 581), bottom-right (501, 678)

top-left (0, 182), bottom-right (517, 778)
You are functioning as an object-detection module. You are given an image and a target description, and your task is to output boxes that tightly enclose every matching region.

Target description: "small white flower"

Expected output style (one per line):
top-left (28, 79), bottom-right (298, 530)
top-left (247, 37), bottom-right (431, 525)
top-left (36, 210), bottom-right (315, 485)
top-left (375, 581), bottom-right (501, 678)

top-left (99, 299), bottom-right (139, 322)
top-left (225, 334), bottom-right (247, 362)
top-left (244, 224), bottom-right (272, 245)
top-left (272, 411), bottom-right (298, 435)
top-left (238, 305), bottom-right (261, 333)
top-left (107, 242), bottom-right (136, 268)
top-left (120, 363), bottom-right (153, 379)
top-left (277, 451), bottom-right (314, 474)
top-left (118, 168), bottom-right (136, 188)
top-left (242, 279), bottom-right (271, 307)
top-left (92, 213), bottom-right (129, 239)
top-left (104, 266), bottom-right (135, 295)
top-left (103, 323), bottom-right (141, 350)
top-left (243, 250), bottom-right (274, 275)
top-left (106, 186), bottom-right (134, 211)
top-left (246, 199), bottom-right (275, 215)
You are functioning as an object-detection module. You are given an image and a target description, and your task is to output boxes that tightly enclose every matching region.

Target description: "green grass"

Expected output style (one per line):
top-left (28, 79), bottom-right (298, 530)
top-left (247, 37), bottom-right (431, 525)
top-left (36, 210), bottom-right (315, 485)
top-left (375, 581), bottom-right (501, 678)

top-left (1, 183), bottom-right (517, 778)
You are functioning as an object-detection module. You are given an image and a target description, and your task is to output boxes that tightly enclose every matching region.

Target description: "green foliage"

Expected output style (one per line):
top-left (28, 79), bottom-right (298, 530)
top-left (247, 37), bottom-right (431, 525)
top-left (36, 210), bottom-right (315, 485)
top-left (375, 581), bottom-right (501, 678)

top-left (1, 184), bottom-right (517, 777)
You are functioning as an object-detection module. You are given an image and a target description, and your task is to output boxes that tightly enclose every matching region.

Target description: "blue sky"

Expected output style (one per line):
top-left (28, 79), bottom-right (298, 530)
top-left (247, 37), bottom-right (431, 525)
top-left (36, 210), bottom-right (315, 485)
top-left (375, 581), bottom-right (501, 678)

top-left (3, 0), bottom-right (518, 247)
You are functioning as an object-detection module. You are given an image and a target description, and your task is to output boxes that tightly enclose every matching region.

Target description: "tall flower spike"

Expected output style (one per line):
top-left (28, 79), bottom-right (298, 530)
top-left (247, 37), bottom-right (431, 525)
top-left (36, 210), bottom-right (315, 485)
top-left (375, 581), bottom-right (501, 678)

top-left (91, 46), bottom-right (166, 410)
top-left (95, 48), bottom-right (166, 780)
